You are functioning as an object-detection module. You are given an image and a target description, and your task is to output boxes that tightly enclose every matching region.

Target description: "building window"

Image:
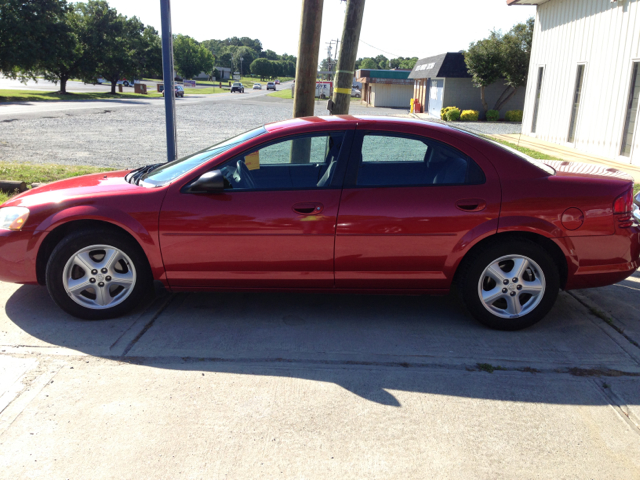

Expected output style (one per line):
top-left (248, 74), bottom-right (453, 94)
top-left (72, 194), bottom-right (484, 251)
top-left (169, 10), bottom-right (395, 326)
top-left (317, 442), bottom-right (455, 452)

top-left (531, 67), bottom-right (545, 134)
top-left (567, 64), bottom-right (586, 143)
top-left (621, 62), bottom-right (640, 157)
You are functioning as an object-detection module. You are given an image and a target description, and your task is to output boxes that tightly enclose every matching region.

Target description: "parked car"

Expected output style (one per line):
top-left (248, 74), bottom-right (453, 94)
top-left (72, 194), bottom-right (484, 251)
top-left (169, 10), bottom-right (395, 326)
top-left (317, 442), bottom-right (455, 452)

top-left (162, 85), bottom-right (184, 97)
top-left (96, 78), bottom-right (136, 87)
top-left (230, 82), bottom-right (244, 93)
top-left (0, 116), bottom-right (638, 330)
top-left (253, 83), bottom-right (262, 90)
top-left (351, 87), bottom-right (361, 98)
top-left (267, 82), bottom-right (276, 91)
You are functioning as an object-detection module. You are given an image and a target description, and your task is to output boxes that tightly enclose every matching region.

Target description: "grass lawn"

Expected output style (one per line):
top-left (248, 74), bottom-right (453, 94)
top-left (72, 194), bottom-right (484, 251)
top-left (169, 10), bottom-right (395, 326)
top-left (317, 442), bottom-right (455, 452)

top-left (267, 89), bottom-right (293, 99)
top-left (0, 163), bottom-right (108, 204)
top-left (0, 89), bottom-right (162, 102)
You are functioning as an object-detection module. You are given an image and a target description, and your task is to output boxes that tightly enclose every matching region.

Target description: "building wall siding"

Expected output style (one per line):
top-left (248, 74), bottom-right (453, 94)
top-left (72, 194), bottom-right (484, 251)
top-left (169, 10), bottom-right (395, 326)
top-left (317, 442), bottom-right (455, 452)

top-left (443, 78), bottom-right (526, 119)
top-left (370, 84), bottom-right (414, 108)
top-left (522, 0), bottom-right (640, 165)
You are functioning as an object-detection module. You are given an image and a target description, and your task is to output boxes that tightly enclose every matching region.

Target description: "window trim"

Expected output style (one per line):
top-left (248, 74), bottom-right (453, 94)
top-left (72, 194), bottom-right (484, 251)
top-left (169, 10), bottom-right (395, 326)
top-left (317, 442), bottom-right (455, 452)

top-left (343, 131), bottom-right (486, 190)
top-left (567, 62), bottom-right (587, 144)
top-left (185, 130), bottom-right (354, 194)
top-left (531, 65), bottom-right (545, 135)
top-left (619, 60), bottom-right (640, 157)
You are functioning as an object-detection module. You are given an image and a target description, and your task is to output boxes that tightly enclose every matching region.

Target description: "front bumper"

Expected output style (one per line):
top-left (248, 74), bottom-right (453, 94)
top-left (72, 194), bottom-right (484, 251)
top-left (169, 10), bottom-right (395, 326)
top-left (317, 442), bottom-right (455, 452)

top-left (0, 229), bottom-right (39, 284)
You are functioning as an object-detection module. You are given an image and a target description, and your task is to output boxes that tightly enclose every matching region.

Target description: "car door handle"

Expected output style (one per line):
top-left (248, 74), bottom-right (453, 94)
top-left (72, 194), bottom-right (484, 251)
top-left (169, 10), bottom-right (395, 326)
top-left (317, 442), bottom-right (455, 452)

top-left (292, 202), bottom-right (324, 215)
top-left (455, 199), bottom-right (487, 212)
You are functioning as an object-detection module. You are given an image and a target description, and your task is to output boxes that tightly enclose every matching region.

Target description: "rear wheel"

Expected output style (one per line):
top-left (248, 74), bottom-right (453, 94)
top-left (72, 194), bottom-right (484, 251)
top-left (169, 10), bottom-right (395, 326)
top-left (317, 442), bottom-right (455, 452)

top-left (46, 229), bottom-right (152, 320)
top-left (458, 240), bottom-right (559, 330)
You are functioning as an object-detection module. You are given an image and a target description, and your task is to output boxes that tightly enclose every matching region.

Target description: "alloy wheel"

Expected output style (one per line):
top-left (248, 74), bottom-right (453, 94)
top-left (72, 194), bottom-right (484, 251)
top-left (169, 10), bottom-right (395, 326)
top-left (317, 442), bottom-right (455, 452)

top-left (477, 254), bottom-right (546, 319)
top-left (62, 244), bottom-right (137, 310)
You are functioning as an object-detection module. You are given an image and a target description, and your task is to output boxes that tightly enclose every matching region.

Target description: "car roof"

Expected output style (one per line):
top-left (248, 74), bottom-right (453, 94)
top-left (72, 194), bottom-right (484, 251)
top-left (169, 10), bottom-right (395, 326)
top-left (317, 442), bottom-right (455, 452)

top-left (264, 115), bottom-right (454, 134)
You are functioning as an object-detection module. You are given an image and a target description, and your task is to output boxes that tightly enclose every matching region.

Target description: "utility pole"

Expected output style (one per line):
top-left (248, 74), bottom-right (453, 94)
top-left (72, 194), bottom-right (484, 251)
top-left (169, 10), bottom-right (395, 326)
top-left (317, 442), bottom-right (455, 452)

top-left (293, 0), bottom-right (324, 118)
top-left (331, 0), bottom-right (366, 115)
top-left (160, 0), bottom-right (177, 162)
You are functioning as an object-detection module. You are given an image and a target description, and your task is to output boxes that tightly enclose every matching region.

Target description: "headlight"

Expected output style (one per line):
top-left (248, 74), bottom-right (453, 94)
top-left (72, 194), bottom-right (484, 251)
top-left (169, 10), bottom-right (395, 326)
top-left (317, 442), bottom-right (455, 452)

top-left (0, 207), bottom-right (30, 231)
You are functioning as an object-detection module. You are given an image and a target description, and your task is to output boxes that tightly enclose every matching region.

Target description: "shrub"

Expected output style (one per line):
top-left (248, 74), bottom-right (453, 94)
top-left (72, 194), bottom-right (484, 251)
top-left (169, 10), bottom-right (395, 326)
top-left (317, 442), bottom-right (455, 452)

top-left (441, 106), bottom-right (458, 120)
top-left (486, 110), bottom-right (500, 122)
top-left (445, 107), bottom-right (461, 122)
top-left (505, 110), bottom-right (523, 122)
top-left (460, 110), bottom-right (479, 122)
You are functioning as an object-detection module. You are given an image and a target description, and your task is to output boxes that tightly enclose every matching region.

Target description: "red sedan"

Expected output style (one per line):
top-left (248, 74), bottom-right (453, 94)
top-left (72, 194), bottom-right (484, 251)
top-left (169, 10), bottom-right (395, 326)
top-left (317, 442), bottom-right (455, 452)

top-left (0, 116), bottom-right (638, 330)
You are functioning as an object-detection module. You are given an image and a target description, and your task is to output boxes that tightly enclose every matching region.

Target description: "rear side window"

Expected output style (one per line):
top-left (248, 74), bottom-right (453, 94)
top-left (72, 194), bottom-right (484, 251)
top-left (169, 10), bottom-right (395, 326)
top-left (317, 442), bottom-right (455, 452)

top-left (355, 134), bottom-right (485, 187)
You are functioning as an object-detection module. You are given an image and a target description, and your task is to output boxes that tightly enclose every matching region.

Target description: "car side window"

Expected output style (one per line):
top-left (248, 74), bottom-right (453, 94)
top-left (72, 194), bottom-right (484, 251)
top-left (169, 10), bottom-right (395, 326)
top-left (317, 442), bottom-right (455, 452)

top-left (355, 134), bottom-right (485, 187)
top-left (220, 132), bottom-right (345, 191)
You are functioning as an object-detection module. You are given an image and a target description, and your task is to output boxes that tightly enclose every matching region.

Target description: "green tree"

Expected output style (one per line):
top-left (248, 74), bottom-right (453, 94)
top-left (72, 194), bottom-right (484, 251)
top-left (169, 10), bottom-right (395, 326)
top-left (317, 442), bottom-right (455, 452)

top-left (465, 30), bottom-right (504, 113)
top-left (465, 18), bottom-right (534, 113)
top-left (250, 57), bottom-right (272, 80)
top-left (173, 34), bottom-right (214, 79)
top-left (375, 55), bottom-right (388, 69)
top-left (232, 46), bottom-right (256, 76)
top-left (134, 26), bottom-right (162, 79)
top-left (359, 58), bottom-right (378, 70)
top-left (0, 0), bottom-right (70, 79)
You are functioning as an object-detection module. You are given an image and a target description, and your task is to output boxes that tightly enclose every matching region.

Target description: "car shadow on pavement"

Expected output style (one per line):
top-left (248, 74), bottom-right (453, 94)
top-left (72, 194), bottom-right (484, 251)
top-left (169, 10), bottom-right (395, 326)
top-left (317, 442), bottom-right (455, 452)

top-left (4, 284), bottom-right (640, 407)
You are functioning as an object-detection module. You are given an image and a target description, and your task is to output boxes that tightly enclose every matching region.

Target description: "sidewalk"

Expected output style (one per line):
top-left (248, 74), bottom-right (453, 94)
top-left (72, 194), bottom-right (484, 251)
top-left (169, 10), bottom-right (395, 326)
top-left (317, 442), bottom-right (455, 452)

top-left (492, 133), bottom-right (640, 183)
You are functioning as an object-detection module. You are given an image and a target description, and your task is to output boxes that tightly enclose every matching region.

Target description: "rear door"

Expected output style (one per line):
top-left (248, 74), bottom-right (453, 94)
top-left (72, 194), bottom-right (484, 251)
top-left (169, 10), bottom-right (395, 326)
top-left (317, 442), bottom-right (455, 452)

top-left (334, 129), bottom-right (501, 290)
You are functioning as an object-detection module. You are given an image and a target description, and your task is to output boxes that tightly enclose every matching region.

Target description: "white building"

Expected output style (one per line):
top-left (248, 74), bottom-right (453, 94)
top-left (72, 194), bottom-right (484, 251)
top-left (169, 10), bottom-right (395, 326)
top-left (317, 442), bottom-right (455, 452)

top-left (510, 0), bottom-right (640, 165)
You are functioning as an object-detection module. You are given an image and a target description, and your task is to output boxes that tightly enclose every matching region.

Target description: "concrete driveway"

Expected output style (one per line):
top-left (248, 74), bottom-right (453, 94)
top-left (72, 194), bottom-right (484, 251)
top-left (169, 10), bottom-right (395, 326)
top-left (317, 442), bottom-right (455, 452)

top-left (1, 276), bottom-right (639, 478)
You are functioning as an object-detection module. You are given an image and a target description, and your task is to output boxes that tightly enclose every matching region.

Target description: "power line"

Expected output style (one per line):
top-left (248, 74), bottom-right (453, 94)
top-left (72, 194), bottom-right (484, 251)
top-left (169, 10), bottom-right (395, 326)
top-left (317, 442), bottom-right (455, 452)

top-left (358, 39), bottom-right (402, 58)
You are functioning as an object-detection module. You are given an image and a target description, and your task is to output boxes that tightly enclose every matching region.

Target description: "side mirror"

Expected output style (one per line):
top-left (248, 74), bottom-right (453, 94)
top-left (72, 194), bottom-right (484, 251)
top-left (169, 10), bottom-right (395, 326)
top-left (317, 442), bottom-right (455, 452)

top-left (185, 170), bottom-right (225, 194)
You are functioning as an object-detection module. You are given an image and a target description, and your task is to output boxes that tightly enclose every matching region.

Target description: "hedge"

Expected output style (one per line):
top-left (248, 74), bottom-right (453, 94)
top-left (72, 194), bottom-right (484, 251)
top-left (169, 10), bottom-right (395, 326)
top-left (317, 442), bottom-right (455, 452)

top-left (505, 110), bottom-right (523, 122)
top-left (460, 110), bottom-right (479, 122)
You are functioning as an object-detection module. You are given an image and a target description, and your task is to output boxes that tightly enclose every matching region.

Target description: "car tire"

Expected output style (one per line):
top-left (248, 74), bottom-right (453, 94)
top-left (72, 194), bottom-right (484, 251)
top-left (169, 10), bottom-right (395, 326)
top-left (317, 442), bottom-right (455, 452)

top-left (123, 81), bottom-right (129, 87)
top-left (457, 239), bottom-right (559, 331)
top-left (45, 229), bottom-right (152, 320)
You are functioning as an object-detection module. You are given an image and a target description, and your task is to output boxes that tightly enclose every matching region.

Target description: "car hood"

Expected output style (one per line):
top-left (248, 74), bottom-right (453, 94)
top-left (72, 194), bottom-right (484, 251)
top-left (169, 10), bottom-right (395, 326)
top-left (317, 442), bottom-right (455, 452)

top-left (4, 170), bottom-right (143, 208)
top-left (540, 160), bottom-right (634, 182)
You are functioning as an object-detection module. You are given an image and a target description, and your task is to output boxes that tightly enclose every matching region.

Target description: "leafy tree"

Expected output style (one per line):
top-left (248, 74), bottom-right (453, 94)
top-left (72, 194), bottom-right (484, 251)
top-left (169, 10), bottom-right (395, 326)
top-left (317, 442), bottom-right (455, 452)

top-left (250, 57), bottom-right (272, 80)
top-left (218, 52), bottom-right (233, 69)
top-left (465, 18), bottom-right (534, 113)
top-left (232, 46), bottom-right (256, 76)
top-left (133, 26), bottom-right (162, 79)
top-left (359, 58), bottom-right (378, 70)
top-left (0, 0), bottom-right (70, 79)
top-left (465, 31), bottom-right (504, 113)
top-left (375, 54), bottom-right (389, 69)
top-left (173, 34), bottom-right (214, 79)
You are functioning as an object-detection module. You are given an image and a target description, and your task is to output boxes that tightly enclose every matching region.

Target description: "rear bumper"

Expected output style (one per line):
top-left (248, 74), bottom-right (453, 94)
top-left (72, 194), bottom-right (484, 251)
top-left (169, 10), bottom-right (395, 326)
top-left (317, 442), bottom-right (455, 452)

top-left (562, 227), bottom-right (640, 290)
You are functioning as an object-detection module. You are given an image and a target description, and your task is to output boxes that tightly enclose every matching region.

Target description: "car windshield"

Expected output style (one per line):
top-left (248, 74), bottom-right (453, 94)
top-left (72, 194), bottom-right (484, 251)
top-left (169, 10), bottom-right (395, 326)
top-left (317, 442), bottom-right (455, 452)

top-left (454, 129), bottom-right (555, 175)
top-left (140, 126), bottom-right (267, 187)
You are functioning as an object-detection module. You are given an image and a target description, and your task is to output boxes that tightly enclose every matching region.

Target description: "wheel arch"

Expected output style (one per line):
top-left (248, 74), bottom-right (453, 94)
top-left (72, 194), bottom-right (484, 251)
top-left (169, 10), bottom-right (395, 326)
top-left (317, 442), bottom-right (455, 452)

top-left (36, 219), bottom-right (153, 286)
top-left (453, 231), bottom-right (569, 290)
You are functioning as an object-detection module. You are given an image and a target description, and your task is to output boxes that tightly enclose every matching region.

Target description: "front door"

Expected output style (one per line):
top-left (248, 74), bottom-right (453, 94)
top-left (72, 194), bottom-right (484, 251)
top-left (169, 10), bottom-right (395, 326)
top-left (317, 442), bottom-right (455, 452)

top-left (159, 131), bottom-right (351, 288)
top-left (335, 131), bottom-right (501, 290)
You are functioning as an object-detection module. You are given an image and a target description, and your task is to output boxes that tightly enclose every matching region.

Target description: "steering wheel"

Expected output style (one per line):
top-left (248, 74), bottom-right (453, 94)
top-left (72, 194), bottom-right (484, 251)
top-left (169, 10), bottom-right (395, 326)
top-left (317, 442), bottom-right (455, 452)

top-left (236, 159), bottom-right (256, 189)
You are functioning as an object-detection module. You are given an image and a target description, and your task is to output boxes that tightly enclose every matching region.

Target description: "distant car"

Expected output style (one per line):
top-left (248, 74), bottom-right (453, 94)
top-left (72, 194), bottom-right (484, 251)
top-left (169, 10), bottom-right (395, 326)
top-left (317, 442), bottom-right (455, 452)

top-left (253, 83), bottom-right (262, 90)
top-left (231, 82), bottom-right (245, 93)
top-left (267, 82), bottom-right (276, 91)
top-left (274, 79), bottom-right (280, 85)
top-left (351, 87), bottom-right (361, 98)
top-left (163, 85), bottom-right (184, 98)
top-left (96, 78), bottom-right (135, 87)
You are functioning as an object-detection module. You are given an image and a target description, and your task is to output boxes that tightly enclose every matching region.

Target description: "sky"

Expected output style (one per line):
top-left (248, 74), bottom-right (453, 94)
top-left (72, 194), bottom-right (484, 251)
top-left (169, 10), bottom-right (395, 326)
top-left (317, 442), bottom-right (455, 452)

top-left (93, 0), bottom-right (536, 61)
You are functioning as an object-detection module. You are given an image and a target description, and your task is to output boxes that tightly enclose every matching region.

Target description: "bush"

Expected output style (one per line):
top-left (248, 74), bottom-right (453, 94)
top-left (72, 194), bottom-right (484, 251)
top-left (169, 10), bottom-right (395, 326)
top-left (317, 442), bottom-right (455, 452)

top-left (505, 110), bottom-right (523, 122)
top-left (445, 107), bottom-right (461, 122)
top-left (440, 106), bottom-right (458, 120)
top-left (486, 110), bottom-right (500, 122)
top-left (460, 110), bottom-right (479, 122)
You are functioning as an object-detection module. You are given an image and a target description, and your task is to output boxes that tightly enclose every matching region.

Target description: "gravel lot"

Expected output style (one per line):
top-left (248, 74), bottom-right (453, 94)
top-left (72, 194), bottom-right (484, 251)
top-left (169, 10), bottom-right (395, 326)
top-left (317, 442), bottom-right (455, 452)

top-left (0, 97), bottom-right (406, 169)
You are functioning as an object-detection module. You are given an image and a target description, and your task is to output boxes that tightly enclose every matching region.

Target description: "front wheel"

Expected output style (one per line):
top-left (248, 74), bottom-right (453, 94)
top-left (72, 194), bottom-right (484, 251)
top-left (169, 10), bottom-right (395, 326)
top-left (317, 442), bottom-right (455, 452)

top-left (458, 240), bottom-right (560, 330)
top-left (46, 229), bottom-right (152, 320)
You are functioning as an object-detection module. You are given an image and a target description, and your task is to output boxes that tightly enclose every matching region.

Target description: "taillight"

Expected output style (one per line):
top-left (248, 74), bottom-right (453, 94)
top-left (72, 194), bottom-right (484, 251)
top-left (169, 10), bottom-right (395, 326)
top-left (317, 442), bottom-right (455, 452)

top-left (614, 188), bottom-right (634, 228)
top-left (613, 188), bottom-right (633, 213)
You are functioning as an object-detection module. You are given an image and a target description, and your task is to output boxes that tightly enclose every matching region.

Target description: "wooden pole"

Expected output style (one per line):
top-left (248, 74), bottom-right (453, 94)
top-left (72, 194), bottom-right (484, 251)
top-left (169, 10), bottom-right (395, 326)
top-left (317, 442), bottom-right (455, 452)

top-left (292, 0), bottom-right (324, 118)
top-left (331, 0), bottom-right (366, 115)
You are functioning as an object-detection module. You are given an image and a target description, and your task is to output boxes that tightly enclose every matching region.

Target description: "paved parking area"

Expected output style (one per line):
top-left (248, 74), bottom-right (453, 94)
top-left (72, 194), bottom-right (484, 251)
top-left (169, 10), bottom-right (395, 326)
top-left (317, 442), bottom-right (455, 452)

top-left (1, 278), bottom-right (639, 478)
